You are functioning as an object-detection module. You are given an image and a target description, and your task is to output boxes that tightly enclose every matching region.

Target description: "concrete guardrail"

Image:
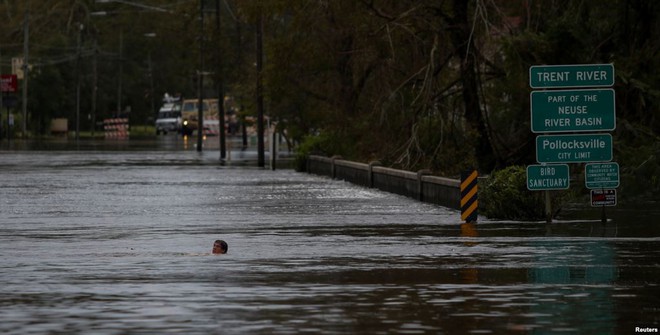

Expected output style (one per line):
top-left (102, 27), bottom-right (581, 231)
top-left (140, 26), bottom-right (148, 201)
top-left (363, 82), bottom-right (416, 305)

top-left (306, 155), bottom-right (461, 210)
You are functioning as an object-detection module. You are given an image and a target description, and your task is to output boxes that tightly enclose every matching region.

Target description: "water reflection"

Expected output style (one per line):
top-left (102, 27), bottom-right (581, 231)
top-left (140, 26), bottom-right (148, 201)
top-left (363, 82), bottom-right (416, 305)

top-left (460, 223), bottom-right (479, 283)
top-left (528, 239), bottom-right (617, 333)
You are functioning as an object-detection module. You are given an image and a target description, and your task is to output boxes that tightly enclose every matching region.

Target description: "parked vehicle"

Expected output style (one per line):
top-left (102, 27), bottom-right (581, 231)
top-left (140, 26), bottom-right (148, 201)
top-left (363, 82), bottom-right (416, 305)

top-left (180, 98), bottom-right (218, 136)
top-left (155, 97), bottom-right (182, 135)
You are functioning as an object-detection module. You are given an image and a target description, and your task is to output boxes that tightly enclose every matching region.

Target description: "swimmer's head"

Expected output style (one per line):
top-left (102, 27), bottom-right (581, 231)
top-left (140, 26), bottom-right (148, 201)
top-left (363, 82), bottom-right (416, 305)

top-left (212, 240), bottom-right (228, 254)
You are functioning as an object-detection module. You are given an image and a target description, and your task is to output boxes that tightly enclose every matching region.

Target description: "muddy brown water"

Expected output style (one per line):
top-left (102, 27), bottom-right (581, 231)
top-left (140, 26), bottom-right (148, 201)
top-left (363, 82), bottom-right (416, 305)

top-left (1, 143), bottom-right (658, 334)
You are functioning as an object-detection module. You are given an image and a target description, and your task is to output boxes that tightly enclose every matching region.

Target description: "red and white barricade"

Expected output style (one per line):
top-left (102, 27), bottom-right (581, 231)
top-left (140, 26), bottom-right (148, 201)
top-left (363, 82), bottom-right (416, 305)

top-left (104, 118), bottom-right (129, 139)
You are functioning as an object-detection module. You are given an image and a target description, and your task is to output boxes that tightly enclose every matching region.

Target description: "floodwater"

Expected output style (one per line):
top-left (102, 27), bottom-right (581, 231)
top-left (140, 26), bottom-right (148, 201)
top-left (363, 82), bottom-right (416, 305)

top-left (1, 139), bottom-right (659, 334)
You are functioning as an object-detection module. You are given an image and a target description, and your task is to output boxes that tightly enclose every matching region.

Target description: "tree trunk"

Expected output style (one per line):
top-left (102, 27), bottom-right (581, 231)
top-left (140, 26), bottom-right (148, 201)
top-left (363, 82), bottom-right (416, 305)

top-left (450, 0), bottom-right (494, 173)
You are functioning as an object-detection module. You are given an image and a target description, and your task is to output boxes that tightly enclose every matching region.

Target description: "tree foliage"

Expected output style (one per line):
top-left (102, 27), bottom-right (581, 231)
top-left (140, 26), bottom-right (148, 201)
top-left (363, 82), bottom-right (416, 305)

top-left (233, 0), bottom-right (660, 178)
top-left (1, 1), bottom-right (659, 186)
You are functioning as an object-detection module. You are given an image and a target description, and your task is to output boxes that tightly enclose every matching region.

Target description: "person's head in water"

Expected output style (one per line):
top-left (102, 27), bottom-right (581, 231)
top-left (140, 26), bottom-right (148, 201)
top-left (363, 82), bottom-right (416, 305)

top-left (212, 240), bottom-right (228, 254)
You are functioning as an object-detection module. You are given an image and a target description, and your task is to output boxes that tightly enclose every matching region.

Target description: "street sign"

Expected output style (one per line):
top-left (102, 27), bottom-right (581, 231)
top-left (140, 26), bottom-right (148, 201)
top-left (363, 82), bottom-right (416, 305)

top-left (1, 74), bottom-right (18, 93)
top-left (536, 133), bottom-right (613, 163)
top-left (526, 164), bottom-right (570, 190)
top-left (530, 64), bottom-right (614, 88)
top-left (585, 162), bottom-right (619, 189)
top-left (530, 88), bottom-right (615, 133)
top-left (591, 189), bottom-right (616, 207)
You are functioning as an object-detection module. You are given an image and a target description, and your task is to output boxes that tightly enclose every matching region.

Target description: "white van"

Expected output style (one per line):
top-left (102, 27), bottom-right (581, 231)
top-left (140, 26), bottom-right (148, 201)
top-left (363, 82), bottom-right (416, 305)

top-left (155, 102), bottom-right (182, 135)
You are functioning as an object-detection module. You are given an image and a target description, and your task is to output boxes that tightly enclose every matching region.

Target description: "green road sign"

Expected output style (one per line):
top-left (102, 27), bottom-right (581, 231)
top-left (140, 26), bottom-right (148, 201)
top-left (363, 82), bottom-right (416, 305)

top-left (585, 162), bottom-right (619, 189)
top-left (530, 88), bottom-right (616, 133)
top-left (526, 164), bottom-right (570, 190)
top-left (529, 64), bottom-right (614, 88)
top-left (536, 133), bottom-right (613, 163)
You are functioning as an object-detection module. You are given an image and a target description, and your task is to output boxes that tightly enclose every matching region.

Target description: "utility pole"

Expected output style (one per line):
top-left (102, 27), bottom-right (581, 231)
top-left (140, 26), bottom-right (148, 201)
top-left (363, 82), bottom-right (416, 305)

top-left (256, 13), bottom-right (265, 167)
top-left (21, 6), bottom-right (29, 138)
top-left (117, 29), bottom-right (123, 117)
top-left (196, 0), bottom-right (204, 152)
top-left (148, 52), bottom-right (154, 121)
top-left (216, 0), bottom-right (226, 161)
top-left (1, 44), bottom-right (4, 140)
top-left (75, 23), bottom-right (83, 141)
top-left (91, 39), bottom-right (98, 137)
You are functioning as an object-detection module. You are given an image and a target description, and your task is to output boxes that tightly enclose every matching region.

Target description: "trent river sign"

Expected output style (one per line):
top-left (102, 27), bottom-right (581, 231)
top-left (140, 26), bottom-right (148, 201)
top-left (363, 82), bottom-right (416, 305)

top-left (529, 64), bottom-right (614, 89)
top-left (536, 133), bottom-right (613, 163)
top-left (530, 88), bottom-right (615, 133)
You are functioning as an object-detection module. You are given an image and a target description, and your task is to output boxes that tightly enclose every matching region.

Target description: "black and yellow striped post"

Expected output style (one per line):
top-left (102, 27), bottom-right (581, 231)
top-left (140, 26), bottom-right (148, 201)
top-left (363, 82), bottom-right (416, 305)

top-left (460, 170), bottom-right (479, 223)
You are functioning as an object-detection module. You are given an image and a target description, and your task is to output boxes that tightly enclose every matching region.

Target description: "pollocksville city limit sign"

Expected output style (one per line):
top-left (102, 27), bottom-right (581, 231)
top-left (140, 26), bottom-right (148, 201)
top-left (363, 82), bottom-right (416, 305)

top-left (536, 133), bottom-right (613, 163)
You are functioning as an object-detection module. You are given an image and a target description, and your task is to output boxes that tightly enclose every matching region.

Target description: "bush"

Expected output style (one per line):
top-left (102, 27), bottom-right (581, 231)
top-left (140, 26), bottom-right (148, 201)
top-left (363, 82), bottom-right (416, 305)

top-left (481, 165), bottom-right (571, 221)
top-left (293, 133), bottom-right (333, 172)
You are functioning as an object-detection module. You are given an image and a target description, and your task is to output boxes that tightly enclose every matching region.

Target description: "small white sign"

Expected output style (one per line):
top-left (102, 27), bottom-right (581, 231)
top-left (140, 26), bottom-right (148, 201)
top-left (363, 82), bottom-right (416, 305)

top-left (591, 189), bottom-right (616, 207)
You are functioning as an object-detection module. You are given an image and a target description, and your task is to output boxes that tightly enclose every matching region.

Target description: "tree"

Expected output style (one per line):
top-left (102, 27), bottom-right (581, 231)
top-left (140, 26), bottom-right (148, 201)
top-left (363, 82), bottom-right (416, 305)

top-left (2, 0), bottom-right (658, 195)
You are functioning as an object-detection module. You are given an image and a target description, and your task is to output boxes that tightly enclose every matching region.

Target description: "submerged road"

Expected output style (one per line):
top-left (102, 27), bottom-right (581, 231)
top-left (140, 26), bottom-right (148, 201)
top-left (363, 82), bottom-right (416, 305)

top-left (0, 146), bottom-right (659, 334)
